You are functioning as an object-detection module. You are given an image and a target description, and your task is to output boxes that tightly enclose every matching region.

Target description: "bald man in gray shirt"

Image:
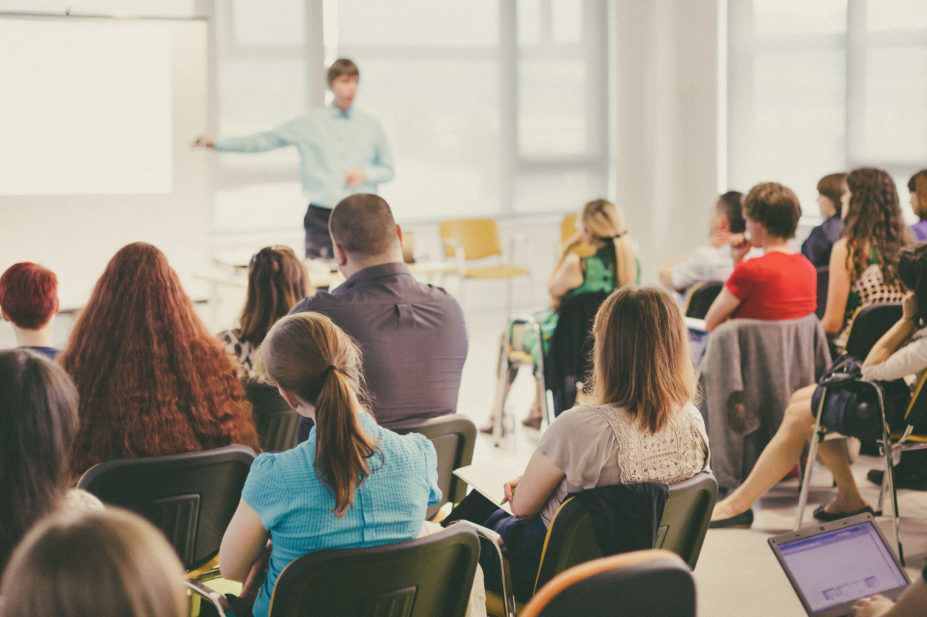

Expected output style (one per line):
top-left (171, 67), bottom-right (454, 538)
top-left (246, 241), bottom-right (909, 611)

top-left (290, 193), bottom-right (468, 431)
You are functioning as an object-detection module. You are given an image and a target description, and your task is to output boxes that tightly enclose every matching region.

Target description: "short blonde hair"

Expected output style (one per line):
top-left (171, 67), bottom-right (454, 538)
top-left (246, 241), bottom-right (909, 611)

top-left (1, 508), bottom-right (187, 617)
top-left (588, 287), bottom-right (696, 432)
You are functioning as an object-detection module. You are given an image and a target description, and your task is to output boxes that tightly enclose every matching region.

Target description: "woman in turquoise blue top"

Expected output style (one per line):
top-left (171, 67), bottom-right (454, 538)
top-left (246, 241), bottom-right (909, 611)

top-left (490, 199), bottom-right (637, 430)
top-left (219, 312), bottom-right (441, 617)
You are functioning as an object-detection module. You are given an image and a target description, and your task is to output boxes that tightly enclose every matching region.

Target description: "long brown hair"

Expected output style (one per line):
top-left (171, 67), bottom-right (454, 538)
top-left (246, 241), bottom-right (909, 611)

top-left (238, 246), bottom-right (309, 345)
top-left (1, 508), bottom-right (187, 617)
top-left (59, 243), bottom-right (258, 476)
top-left (580, 199), bottom-right (636, 286)
top-left (0, 350), bottom-right (78, 570)
top-left (258, 312), bottom-right (379, 517)
top-left (842, 167), bottom-right (911, 286)
top-left (588, 287), bottom-right (696, 433)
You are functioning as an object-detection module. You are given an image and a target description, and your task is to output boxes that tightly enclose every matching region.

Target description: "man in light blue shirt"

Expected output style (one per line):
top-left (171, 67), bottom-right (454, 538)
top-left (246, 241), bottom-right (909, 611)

top-left (195, 59), bottom-right (394, 258)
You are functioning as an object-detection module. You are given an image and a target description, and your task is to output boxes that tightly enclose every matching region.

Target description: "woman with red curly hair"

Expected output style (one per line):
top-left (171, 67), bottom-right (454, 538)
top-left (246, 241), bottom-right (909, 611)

top-left (60, 243), bottom-right (259, 476)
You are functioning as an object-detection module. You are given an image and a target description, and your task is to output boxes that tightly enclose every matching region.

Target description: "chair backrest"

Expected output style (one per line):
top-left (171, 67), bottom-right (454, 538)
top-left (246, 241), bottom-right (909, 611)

top-left (843, 302), bottom-right (903, 359)
top-left (544, 290), bottom-right (611, 416)
top-left (653, 471), bottom-right (718, 569)
top-left (393, 414), bottom-right (477, 519)
top-left (683, 280), bottom-right (723, 319)
top-left (77, 445), bottom-right (256, 571)
top-left (533, 471), bottom-right (715, 595)
top-left (439, 218), bottom-right (503, 260)
top-left (815, 266), bottom-right (830, 319)
top-left (267, 525), bottom-right (479, 617)
top-left (560, 214), bottom-right (596, 257)
top-left (534, 496), bottom-right (603, 593)
top-left (521, 550), bottom-right (695, 617)
top-left (245, 382), bottom-right (301, 452)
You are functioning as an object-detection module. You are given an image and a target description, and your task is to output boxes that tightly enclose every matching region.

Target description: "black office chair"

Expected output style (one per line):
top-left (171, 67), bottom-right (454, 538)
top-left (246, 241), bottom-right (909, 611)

top-left (245, 382), bottom-right (300, 452)
top-left (394, 414), bottom-right (477, 520)
top-left (683, 280), bottom-right (723, 319)
top-left (842, 303), bottom-right (903, 359)
top-left (77, 444), bottom-right (256, 574)
top-left (266, 525), bottom-right (480, 617)
top-left (815, 266), bottom-right (829, 319)
top-left (476, 472), bottom-right (716, 617)
top-left (520, 549), bottom-right (695, 617)
top-left (653, 471), bottom-right (718, 569)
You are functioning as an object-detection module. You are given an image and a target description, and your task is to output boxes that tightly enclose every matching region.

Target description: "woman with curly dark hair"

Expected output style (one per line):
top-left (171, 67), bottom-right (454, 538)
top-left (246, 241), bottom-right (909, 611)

top-left (818, 167), bottom-right (911, 349)
top-left (219, 246), bottom-right (309, 383)
top-left (60, 242), bottom-right (259, 476)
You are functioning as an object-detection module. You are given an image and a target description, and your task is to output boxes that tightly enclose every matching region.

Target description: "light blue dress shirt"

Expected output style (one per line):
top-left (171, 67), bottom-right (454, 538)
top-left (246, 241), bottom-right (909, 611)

top-left (241, 412), bottom-right (441, 617)
top-left (213, 104), bottom-right (394, 209)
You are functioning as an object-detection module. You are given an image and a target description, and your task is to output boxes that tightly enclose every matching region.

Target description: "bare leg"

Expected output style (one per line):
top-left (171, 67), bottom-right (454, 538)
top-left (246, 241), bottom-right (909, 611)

top-left (711, 384), bottom-right (816, 520)
top-left (816, 439), bottom-right (868, 514)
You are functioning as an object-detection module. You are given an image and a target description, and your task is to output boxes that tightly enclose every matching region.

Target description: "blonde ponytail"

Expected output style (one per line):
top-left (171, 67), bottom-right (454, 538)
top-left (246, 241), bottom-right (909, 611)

top-left (581, 199), bottom-right (636, 287)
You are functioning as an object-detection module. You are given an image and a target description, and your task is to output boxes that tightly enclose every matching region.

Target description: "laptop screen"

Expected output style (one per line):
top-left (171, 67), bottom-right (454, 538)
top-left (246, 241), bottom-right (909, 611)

top-left (776, 520), bottom-right (908, 612)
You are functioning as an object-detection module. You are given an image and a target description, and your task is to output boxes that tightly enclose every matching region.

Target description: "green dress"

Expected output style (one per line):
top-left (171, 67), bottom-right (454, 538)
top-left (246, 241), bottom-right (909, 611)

top-left (520, 246), bottom-right (624, 363)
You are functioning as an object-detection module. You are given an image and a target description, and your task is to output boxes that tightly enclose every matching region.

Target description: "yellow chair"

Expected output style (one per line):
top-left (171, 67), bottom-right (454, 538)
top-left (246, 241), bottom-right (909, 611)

top-left (439, 218), bottom-right (530, 315)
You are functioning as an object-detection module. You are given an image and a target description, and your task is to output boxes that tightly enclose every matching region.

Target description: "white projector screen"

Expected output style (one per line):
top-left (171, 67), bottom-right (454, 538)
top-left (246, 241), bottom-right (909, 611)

top-left (0, 18), bottom-right (173, 195)
top-left (0, 13), bottom-right (211, 309)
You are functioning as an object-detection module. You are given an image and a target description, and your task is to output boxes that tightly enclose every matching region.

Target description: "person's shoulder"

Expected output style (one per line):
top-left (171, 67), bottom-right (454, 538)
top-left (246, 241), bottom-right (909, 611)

top-left (678, 402), bottom-right (706, 427)
top-left (290, 289), bottom-right (345, 315)
top-left (555, 403), bottom-right (625, 430)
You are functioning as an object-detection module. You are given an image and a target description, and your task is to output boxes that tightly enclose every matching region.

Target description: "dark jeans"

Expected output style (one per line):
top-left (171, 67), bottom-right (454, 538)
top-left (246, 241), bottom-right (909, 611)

top-left (443, 492), bottom-right (548, 602)
top-left (304, 204), bottom-right (334, 259)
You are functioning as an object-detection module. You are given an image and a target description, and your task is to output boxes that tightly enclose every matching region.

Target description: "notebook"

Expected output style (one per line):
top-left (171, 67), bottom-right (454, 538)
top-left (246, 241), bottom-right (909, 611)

top-left (768, 513), bottom-right (910, 617)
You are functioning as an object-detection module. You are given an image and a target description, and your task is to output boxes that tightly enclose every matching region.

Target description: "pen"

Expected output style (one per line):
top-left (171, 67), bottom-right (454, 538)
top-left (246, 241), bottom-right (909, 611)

top-left (500, 485), bottom-right (517, 505)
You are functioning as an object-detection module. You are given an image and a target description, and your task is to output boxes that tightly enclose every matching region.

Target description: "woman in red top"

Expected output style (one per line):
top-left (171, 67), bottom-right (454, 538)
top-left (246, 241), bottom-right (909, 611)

top-left (704, 182), bottom-right (817, 331)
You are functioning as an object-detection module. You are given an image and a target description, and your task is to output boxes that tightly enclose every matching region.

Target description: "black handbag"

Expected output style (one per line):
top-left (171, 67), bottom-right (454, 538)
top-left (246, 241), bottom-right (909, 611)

top-left (810, 354), bottom-right (911, 442)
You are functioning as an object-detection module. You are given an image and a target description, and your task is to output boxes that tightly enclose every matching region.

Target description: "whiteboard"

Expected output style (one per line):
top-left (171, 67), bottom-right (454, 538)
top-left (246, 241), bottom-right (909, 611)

top-left (0, 13), bottom-right (211, 308)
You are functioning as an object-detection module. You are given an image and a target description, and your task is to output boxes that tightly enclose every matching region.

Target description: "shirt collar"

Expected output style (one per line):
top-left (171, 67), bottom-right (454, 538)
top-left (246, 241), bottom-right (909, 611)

top-left (341, 262), bottom-right (411, 287)
top-left (328, 103), bottom-right (354, 119)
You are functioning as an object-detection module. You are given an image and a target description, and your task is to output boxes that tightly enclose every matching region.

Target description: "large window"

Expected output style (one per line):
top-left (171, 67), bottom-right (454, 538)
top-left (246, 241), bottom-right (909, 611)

top-left (211, 0), bottom-right (611, 231)
top-left (726, 0), bottom-right (927, 218)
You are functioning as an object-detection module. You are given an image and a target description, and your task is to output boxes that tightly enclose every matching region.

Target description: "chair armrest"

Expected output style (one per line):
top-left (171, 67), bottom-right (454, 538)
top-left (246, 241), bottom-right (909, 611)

top-left (185, 579), bottom-right (228, 617)
top-left (448, 520), bottom-right (517, 617)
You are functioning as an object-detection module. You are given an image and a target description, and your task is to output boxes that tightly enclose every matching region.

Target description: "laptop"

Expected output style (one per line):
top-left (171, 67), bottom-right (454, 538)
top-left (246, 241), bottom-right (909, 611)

top-left (768, 513), bottom-right (910, 617)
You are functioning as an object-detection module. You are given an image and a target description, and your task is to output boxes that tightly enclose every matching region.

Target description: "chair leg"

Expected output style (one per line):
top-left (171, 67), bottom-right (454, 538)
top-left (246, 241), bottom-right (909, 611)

top-left (884, 443), bottom-right (904, 565)
top-left (491, 331), bottom-right (512, 448)
top-left (877, 448), bottom-right (888, 514)
top-left (505, 279), bottom-right (513, 318)
top-left (794, 431), bottom-right (821, 531)
top-left (529, 320), bottom-right (549, 429)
